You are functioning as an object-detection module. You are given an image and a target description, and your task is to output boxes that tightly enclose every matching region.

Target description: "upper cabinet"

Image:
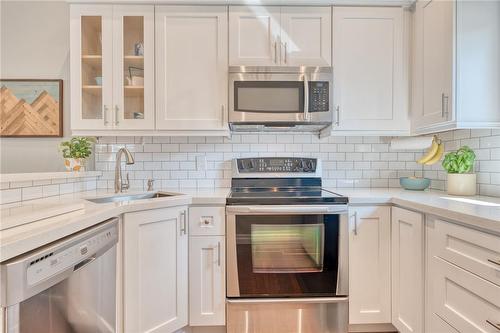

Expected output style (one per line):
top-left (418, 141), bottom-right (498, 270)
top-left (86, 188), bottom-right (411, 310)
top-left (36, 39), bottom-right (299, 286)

top-left (412, 0), bottom-right (500, 134)
top-left (229, 6), bottom-right (331, 67)
top-left (331, 7), bottom-right (410, 136)
top-left (70, 5), bottom-right (155, 132)
top-left (155, 6), bottom-right (228, 132)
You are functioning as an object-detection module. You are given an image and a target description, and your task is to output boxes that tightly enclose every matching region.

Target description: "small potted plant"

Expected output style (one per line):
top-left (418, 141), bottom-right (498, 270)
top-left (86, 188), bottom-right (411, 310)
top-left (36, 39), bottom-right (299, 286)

top-left (442, 146), bottom-right (477, 196)
top-left (59, 137), bottom-right (94, 171)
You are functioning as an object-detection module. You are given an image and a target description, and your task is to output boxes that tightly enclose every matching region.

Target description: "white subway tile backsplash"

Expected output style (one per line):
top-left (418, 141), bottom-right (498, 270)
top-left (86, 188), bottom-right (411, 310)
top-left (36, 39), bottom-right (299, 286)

top-left (4, 130), bottom-right (497, 205)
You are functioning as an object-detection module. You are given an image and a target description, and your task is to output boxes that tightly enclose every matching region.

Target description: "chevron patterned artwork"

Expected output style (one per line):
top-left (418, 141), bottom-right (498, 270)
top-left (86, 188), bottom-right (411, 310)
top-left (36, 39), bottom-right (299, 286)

top-left (0, 79), bottom-right (63, 137)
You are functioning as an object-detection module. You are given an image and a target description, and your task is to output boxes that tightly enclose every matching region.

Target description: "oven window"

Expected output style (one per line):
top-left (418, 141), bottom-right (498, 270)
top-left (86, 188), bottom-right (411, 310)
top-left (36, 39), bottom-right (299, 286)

top-left (235, 214), bottom-right (339, 298)
top-left (234, 81), bottom-right (304, 113)
top-left (251, 224), bottom-right (324, 273)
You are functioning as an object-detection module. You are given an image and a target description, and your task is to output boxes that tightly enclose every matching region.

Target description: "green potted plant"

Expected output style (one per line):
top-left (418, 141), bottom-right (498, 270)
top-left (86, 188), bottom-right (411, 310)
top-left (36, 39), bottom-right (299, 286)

top-left (442, 146), bottom-right (477, 196)
top-left (59, 137), bottom-right (94, 171)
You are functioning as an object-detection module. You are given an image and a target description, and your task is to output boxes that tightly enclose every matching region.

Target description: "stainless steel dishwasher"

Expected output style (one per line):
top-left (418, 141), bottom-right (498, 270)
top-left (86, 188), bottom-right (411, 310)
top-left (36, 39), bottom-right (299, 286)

top-left (1, 218), bottom-right (119, 333)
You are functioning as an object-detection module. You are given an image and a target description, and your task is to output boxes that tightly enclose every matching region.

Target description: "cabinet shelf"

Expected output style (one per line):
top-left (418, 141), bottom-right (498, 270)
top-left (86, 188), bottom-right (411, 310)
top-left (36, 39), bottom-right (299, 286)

top-left (124, 55), bottom-right (144, 67)
top-left (124, 85), bottom-right (144, 96)
top-left (82, 55), bottom-right (103, 65)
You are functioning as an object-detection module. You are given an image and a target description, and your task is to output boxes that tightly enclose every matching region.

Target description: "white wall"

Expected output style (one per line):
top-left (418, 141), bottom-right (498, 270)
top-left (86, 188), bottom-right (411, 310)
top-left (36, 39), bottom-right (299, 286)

top-left (0, 1), bottom-right (71, 173)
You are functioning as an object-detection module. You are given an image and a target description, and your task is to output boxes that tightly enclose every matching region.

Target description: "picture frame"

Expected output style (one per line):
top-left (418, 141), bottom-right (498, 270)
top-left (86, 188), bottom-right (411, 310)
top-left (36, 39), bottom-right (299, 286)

top-left (0, 79), bottom-right (63, 137)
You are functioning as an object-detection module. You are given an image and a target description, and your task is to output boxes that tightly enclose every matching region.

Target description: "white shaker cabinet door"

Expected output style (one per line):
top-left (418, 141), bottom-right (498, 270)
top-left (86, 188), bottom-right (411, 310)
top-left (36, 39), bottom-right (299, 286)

top-left (349, 206), bottom-right (391, 324)
top-left (70, 5), bottom-right (114, 131)
top-left (413, 0), bottom-right (454, 130)
top-left (189, 236), bottom-right (226, 326)
top-left (391, 207), bottom-right (424, 333)
top-left (332, 7), bottom-right (409, 135)
top-left (280, 7), bottom-right (331, 67)
top-left (123, 206), bottom-right (188, 333)
top-left (112, 5), bottom-right (155, 130)
top-left (155, 6), bottom-right (228, 131)
top-left (229, 6), bottom-right (281, 66)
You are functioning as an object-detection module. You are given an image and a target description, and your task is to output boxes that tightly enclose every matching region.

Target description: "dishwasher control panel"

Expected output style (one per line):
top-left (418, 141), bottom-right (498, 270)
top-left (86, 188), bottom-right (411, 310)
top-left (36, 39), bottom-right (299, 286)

top-left (26, 224), bottom-right (118, 286)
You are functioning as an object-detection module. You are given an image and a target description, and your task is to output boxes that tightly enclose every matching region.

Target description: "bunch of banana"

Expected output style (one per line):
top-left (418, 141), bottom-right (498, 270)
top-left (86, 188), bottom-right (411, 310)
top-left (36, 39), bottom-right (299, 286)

top-left (417, 136), bottom-right (445, 165)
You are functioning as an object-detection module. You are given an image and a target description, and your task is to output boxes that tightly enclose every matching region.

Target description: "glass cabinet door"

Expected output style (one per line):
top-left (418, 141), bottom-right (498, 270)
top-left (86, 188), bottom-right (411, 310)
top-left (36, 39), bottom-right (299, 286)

top-left (113, 6), bottom-right (154, 130)
top-left (71, 5), bottom-right (113, 130)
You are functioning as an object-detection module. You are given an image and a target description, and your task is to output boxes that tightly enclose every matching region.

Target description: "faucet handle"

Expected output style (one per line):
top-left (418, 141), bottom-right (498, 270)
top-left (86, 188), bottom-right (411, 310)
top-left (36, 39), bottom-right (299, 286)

top-left (147, 179), bottom-right (154, 191)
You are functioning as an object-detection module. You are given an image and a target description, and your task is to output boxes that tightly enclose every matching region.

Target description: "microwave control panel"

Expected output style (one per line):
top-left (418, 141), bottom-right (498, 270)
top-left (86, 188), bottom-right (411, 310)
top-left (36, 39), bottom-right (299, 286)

top-left (237, 158), bottom-right (317, 173)
top-left (309, 82), bottom-right (330, 112)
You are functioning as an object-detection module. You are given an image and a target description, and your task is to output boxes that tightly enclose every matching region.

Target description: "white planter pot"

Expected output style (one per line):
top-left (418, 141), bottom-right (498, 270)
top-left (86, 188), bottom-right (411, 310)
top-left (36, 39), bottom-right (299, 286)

top-left (447, 173), bottom-right (477, 196)
top-left (64, 158), bottom-right (85, 172)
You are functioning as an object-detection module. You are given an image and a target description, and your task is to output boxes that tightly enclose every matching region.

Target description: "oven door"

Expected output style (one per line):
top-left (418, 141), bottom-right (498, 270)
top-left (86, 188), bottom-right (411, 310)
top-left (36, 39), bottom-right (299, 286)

top-left (229, 71), bottom-right (333, 124)
top-left (226, 205), bottom-right (348, 299)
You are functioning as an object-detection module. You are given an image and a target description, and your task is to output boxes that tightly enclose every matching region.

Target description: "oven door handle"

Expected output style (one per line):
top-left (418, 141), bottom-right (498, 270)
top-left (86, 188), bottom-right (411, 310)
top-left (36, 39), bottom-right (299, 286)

top-left (226, 205), bottom-right (348, 214)
top-left (227, 297), bottom-right (348, 304)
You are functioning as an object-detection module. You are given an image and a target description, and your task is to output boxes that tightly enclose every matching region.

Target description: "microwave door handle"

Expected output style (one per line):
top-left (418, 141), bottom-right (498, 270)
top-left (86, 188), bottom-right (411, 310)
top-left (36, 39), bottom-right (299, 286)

top-left (303, 74), bottom-right (309, 121)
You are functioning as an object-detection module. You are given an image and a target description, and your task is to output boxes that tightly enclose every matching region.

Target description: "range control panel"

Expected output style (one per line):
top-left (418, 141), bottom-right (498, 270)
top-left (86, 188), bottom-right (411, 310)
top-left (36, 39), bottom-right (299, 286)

top-left (237, 158), bottom-right (317, 173)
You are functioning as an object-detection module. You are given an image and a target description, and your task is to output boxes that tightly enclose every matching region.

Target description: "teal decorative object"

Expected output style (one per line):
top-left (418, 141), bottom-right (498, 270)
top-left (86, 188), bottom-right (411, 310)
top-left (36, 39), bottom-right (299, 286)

top-left (400, 177), bottom-right (431, 191)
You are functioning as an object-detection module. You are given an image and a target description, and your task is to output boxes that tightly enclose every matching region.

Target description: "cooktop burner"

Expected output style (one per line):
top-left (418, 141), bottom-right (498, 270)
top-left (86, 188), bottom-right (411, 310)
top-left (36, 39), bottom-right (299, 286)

top-left (227, 157), bottom-right (348, 206)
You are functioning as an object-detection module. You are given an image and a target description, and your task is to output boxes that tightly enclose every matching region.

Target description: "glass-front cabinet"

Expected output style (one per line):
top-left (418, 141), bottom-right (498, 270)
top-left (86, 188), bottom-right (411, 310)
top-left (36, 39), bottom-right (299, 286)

top-left (70, 5), bottom-right (154, 131)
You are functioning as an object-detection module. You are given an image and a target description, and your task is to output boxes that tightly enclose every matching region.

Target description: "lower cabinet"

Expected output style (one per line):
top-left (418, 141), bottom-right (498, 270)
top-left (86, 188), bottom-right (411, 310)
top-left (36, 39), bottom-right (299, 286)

top-left (188, 205), bottom-right (226, 327)
top-left (348, 206), bottom-right (391, 324)
top-left (426, 217), bottom-right (500, 333)
top-left (122, 206), bottom-right (189, 333)
top-left (189, 236), bottom-right (226, 326)
top-left (391, 207), bottom-right (424, 333)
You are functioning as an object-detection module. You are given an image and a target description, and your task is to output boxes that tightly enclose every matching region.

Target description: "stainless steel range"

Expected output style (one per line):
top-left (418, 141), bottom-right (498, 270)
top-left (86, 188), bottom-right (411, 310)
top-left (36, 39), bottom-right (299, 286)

top-left (226, 157), bottom-right (349, 333)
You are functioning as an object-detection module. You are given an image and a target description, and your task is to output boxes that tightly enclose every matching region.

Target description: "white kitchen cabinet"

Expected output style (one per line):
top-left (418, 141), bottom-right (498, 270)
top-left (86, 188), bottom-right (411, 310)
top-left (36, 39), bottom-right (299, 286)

top-left (412, 0), bottom-right (500, 134)
top-left (156, 6), bottom-right (228, 132)
top-left (123, 206), bottom-right (188, 333)
top-left (332, 7), bottom-right (409, 136)
top-left (280, 7), bottom-right (331, 66)
top-left (189, 236), bottom-right (226, 326)
top-left (391, 207), bottom-right (424, 333)
top-left (229, 6), bottom-right (331, 67)
top-left (188, 205), bottom-right (226, 327)
top-left (229, 6), bottom-right (281, 66)
top-left (70, 5), bottom-right (155, 132)
top-left (430, 256), bottom-right (500, 333)
top-left (426, 216), bottom-right (500, 333)
top-left (348, 206), bottom-right (391, 324)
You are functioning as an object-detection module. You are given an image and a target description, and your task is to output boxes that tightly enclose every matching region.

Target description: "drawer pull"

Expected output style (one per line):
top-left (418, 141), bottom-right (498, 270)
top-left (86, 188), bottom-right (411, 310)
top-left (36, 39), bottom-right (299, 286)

top-left (486, 320), bottom-right (500, 331)
top-left (487, 258), bottom-right (500, 267)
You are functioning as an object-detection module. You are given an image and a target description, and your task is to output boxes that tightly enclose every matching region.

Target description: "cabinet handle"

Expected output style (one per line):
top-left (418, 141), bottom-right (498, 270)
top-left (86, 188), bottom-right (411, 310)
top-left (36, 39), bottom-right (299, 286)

top-left (351, 211), bottom-right (358, 235)
top-left (441, 93), bottom-right (449, 119)
top-left (335, 106), bottom-right (340, 126)
top-left (486, 320), bottom-right (500, 331)
top-left (488, 258), bottom-right (500, 268)
top-left (444, 94), bottom-right (449, 118)
top-left (284, 42), bottom-right (288, 64)
top-left (180, 210), bottom-right (187, 235)
top-left (217, 241), bottom-right (221, 267)
top-left (274, 41), bottom-right (278, 64)
top-left (221, 104), bottom-right (225, 127)
top-left (114, 105), bottom-right (119, 126)
top-left (104, 105), bottom-right (109, 125)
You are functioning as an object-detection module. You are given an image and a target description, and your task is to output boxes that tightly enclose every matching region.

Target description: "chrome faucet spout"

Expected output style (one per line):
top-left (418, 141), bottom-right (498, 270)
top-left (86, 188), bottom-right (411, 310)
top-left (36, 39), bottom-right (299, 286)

top-left (115, 148), bottom-right (135, 193)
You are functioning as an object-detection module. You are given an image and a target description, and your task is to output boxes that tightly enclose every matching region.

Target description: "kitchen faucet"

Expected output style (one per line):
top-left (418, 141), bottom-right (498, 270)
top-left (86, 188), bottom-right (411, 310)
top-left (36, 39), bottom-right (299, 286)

top-left (115, 148), bottom-right (135, 193)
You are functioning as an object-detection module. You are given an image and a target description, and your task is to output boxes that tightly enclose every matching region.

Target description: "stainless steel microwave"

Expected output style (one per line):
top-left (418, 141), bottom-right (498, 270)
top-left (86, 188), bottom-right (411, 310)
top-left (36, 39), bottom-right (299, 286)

top-left (229, 66), bottom-right (334, 132)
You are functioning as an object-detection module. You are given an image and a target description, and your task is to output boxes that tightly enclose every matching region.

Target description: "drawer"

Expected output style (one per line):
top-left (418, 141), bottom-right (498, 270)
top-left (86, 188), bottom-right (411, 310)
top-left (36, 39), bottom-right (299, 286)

top-left (189, 206), bottom-right (225, 236)
top-left (432, 219), bottom-right (500, 286)
top-left (431, 256), bottom-right (500, 333)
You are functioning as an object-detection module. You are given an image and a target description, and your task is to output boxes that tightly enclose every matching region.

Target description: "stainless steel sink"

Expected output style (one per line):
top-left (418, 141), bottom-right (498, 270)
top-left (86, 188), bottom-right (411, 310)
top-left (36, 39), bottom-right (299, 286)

top-left (86, 192), bottom-right (177, 204)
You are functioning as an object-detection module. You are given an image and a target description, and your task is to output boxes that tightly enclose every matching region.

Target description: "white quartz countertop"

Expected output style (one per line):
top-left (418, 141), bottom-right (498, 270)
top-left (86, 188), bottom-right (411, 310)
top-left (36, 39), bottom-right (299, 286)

top-left (1, 187), bottom-right (499, 262)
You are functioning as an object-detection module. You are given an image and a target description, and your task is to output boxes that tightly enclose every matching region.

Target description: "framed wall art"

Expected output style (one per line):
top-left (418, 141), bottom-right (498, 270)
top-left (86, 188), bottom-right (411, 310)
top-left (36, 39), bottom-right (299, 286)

top-left (0, 79), bottom-right (63, 137)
